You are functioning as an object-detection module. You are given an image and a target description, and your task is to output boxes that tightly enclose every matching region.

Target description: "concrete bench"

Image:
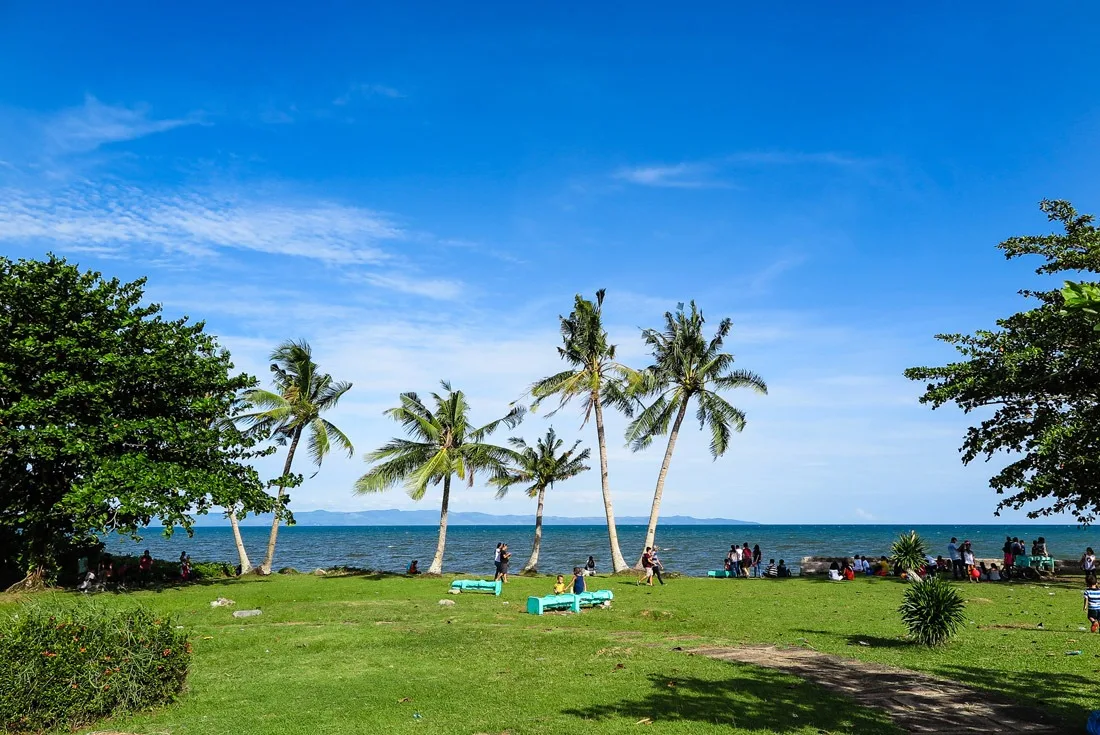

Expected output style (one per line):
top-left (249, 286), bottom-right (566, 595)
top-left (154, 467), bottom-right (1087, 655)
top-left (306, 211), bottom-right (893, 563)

top-left (450, 579), bottom-right (502, 596)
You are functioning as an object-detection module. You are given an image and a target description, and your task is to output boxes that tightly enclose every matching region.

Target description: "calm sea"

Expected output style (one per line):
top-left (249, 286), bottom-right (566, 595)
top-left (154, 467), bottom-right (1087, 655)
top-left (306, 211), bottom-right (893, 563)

top-left (108, 524), bottom-right (1097, 576)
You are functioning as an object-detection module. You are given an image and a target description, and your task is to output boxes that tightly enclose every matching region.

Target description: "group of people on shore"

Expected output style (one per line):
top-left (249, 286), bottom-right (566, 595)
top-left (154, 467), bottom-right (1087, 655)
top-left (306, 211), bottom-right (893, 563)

top-left (77, 549), bottom-right (163, 592)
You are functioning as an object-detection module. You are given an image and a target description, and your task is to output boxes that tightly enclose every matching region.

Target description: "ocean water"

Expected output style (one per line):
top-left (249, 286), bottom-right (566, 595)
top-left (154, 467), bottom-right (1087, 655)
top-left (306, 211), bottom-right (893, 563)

top-left (108, 524), bottom-right (1097, 577)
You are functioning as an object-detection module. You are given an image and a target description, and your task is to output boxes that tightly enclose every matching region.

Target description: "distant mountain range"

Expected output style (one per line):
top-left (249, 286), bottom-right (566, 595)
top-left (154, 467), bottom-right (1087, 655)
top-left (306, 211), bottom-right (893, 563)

top-left (196, 509), bottom-right (756, 527)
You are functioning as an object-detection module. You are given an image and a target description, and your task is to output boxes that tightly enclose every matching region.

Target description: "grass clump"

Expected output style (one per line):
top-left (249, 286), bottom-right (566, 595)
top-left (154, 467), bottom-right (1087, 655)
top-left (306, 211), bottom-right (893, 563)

top-left (899, 575), bottom-right (967, 646)
top-left (0, 600), bottom-right (191, 733)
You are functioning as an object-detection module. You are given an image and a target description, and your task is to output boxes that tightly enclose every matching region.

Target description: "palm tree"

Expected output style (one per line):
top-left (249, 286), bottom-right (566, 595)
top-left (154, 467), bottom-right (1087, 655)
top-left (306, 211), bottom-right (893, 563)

top-left (626, 302), bottom-right (766, 566)
top-left (492, 429), bottom-right (591, 573)
top-left (242, 340), bottom-right (354, 574)
top-left (355, 382), bottom-right (524, 574)
top-left (530, 289), bottom-right (637, 573)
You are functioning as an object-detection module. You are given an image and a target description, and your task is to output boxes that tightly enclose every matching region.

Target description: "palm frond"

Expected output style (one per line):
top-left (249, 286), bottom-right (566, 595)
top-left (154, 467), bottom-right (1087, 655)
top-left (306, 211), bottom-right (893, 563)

top-left (625, 395), bottom-right (677, 452)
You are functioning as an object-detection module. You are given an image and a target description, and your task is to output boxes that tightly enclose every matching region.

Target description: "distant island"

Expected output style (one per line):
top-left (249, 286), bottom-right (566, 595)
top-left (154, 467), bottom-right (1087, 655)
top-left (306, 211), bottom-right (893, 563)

top-left (196, 509), bottom-right (757, 527)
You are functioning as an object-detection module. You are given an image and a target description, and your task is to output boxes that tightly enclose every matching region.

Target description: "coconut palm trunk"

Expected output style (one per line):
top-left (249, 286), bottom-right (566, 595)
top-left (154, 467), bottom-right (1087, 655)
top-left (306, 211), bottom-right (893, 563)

top-left (523, 485), bottom-right (548, 573)
top-left (594, 394), bottom-right (629, 572)
top-left (261, 428), bottom-right (302, 574)
top-left (427, 475), bottom-right (452, 575)
top-left (228, 508), bottom-right (253, 574)
top-left (636, 400), bottom-right (690, 568)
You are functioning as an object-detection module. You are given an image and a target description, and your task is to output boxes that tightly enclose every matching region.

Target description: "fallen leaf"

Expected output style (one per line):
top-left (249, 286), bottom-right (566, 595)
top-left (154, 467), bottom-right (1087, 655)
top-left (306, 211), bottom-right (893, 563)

top-left (635, 718), bottom-right (653, 725)
top-left (398, 697), bottom-right (411, 703)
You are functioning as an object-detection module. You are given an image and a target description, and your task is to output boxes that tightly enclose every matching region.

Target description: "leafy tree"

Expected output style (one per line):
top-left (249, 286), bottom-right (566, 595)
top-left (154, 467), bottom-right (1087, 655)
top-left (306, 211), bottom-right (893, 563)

top-left (1061, 281), bottom-right (1100, 329)
top-left (905, 200), bottom-right (1100, 523)
top-left (354, 382), bottom-right (523, 574)
top-left (626, 302), bottom-right (766, 566)
top-left (241, 340), bottom-right (353, 574)
top-left (530, 290), bottom-right (638, 573)
top-left (0, 255), bottom-right (272, 588)
top-left (491, 428), bottom-right (591, 573)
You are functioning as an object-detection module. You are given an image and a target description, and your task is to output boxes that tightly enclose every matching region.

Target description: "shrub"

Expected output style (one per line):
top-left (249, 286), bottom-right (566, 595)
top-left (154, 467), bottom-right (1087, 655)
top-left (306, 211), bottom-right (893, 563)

top-left (899, 575), bottom-right (967, 646)
top-left (890, 531), bottom-right (928, 574)
top-left (0, 600), bottom-right (191, 733)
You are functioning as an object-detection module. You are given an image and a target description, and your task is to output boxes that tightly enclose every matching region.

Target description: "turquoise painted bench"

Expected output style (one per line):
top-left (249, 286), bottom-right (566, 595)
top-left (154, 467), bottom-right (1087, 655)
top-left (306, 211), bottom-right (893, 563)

top-left (450, 579), bottom-right (502, 596)
top-left (708, 570), bottom-right (735, 577)
top-left (527, 589), bottom-right (614, 615)
top-left (527, 593), bottom-right (581, 615)
top-left (576, 590), bottom-right (614, 607)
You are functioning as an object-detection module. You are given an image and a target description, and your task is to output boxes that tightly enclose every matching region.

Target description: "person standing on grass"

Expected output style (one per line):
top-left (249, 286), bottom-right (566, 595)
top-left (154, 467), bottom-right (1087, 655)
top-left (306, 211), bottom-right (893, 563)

top-left (497, 544), bottom-right (511, 583)
top-left (947, 537), bottom-right (961, 579)
top-left (639, 546), bottom-right (655, 586)
top-left (741, 543), bottom-right (752, 578)
top-left (752, 544), bottom-right (762, 578)
top-left (1081, 547), bottom-right (1096, 575)
top-left (493, 542), bottom-right (503, 578)
top-left (725, 544), bottom-right (737, 574)
top-left (1084, 574), bottom-right (1100, 634)
top-left (650, 547), bottom-right (666, 585)
top-left (572, 566), bottom-right (586, 594)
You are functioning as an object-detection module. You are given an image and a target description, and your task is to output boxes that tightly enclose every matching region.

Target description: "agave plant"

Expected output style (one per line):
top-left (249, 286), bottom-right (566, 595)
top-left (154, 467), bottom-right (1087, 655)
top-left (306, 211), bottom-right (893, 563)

top-left (890, 531), bottom-right (928, 575)
top-left (899, 575), bottom-right (966, 646)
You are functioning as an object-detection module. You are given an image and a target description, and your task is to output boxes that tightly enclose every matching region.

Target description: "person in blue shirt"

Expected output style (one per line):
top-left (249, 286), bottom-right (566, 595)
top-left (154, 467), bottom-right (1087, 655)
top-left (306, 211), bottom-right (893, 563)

top-left (1085, 574), bottom-right (1100, 634)
top-left (572, 566), bottom-right (586, 594)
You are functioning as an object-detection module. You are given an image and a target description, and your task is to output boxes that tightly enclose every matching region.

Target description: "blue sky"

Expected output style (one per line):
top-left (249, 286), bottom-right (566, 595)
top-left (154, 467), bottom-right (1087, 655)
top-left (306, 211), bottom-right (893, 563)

top-left (2, 3), bottom-right (1099, 524)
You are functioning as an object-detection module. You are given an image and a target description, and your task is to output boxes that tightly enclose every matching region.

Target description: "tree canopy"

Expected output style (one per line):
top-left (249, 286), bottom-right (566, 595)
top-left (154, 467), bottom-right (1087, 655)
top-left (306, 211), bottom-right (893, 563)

top-left (0, 255), bottom-right (273, 583)
top-left (905, 201), bottom-right (1100, 523)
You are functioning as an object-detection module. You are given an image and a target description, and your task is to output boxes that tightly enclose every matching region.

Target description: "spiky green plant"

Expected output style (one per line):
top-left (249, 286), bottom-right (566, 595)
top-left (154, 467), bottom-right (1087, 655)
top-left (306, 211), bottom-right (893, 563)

top-left (890, 531), bottom-right (928, 575)
top-left (899, 575), bottom-right (967, 646)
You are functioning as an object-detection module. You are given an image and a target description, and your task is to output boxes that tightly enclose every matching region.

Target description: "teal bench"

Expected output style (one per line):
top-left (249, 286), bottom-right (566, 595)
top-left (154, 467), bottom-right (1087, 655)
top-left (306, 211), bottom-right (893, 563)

top-left (1014, 555), bottom-right (1055, 573)
top-left (527, 593), bottom-right (581, 615)
top-left (708, 570), bottom-right (735, 577)
top-left (577, 590), bottom-right (614, 607)
top-left (450, 579), bottom-right (502, 596)
top-left (526, 590), bottom-right (614, 615)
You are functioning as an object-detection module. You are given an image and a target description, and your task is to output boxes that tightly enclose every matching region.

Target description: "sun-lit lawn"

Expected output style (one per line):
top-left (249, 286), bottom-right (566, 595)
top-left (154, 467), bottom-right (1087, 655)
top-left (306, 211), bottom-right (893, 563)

top-left (2, 572), bottom-right (1095, 734)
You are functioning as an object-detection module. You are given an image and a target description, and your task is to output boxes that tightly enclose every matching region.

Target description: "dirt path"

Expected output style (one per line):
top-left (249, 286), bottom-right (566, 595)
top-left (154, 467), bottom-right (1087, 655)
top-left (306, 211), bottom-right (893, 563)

top-left (690, 645), bottom-right (1066, 733)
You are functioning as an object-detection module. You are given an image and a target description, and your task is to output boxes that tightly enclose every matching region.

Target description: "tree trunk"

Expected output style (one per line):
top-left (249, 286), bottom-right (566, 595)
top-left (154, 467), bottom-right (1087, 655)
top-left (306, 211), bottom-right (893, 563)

top-left (427, 474), bottom-right (451, 575)
top-left (261, 428), bottom-right (301, 575)
top-left (593, 394), bottom-right (629, 572)
top-left (228, 508), bottom-right (253, 575)
top-left (5, 567), bottom-right (46, 593)
top-left (635, 399), bottom-right (690, 569)
top-left (522, 484), bottom-right (547, 573)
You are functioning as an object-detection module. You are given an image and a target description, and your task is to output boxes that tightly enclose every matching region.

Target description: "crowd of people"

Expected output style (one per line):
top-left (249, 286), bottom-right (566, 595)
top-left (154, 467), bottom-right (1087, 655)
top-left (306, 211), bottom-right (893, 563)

top-left (77, 548), bottom-right (177, 592)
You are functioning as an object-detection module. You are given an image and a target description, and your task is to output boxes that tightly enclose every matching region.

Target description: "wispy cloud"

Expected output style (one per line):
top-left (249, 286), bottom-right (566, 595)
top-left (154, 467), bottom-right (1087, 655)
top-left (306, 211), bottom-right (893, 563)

top-left (43, 95), bottom-right (202, 154)
top-left (614, 151), bottom-right (873, 189)
top-left (612, 162), bottom-right (721, 189)
top-left (357, 272), bottom-right (464, 300)
top-left (333, 83), bottom-right (405, 106)
top-left (0, 184), bottom-right (401, 264)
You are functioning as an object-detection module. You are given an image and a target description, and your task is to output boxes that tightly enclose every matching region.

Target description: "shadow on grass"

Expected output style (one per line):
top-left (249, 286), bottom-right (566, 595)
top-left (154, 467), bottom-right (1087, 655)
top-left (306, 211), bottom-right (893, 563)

top-left (928, 663), bottom-right (1092, 726)
top-left (563, 664), bottom-right (899, 733)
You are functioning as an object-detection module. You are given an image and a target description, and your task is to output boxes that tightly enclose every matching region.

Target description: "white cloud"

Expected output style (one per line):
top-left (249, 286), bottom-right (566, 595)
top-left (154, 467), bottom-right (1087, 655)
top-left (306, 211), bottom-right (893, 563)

top-left (43, 95), bottom-right (201, 154)
top-left (358, 272), bottom-right (464, 300)
top-left (613, 163), bottom-right (719, 189)
top-left (0, 184), bottom-right (401, 264)
top-left (333, 83), bottom-right (404, 106)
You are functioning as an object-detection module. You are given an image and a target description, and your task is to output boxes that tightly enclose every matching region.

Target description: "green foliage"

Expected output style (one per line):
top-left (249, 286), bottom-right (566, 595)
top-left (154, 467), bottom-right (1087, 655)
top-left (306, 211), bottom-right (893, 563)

top-left (905, 200), bottom-right (1100, 523)
top-left (0, 255), bottom-right (272, 581)
top-left (627, 301), bottom-right (767, 456)
top-left (491, 428), bottom-right (591, 499)
top-left (242, 339), bottom-right (355, 472)
top-left (1061, 280), bottom-right (1100, 330)
top-left (889, 531), bottom-right (928, 573)
top-left (898, 575), bottom-right (967, 647)
top-left (0, 600), bottom-right (190, 733)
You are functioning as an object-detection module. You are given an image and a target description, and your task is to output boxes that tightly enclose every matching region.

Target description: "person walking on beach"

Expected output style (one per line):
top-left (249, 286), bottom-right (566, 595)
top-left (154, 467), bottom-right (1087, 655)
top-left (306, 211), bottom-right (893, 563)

top-left (947, 537), bottom-right (962, 580)
top-left (639, 547), bottom-right (655, 586)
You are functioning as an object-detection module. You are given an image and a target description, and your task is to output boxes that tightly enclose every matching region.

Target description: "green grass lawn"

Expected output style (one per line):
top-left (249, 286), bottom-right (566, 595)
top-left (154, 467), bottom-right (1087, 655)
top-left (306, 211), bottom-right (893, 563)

top-left (3, 573), bottom-right (1097, 734)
